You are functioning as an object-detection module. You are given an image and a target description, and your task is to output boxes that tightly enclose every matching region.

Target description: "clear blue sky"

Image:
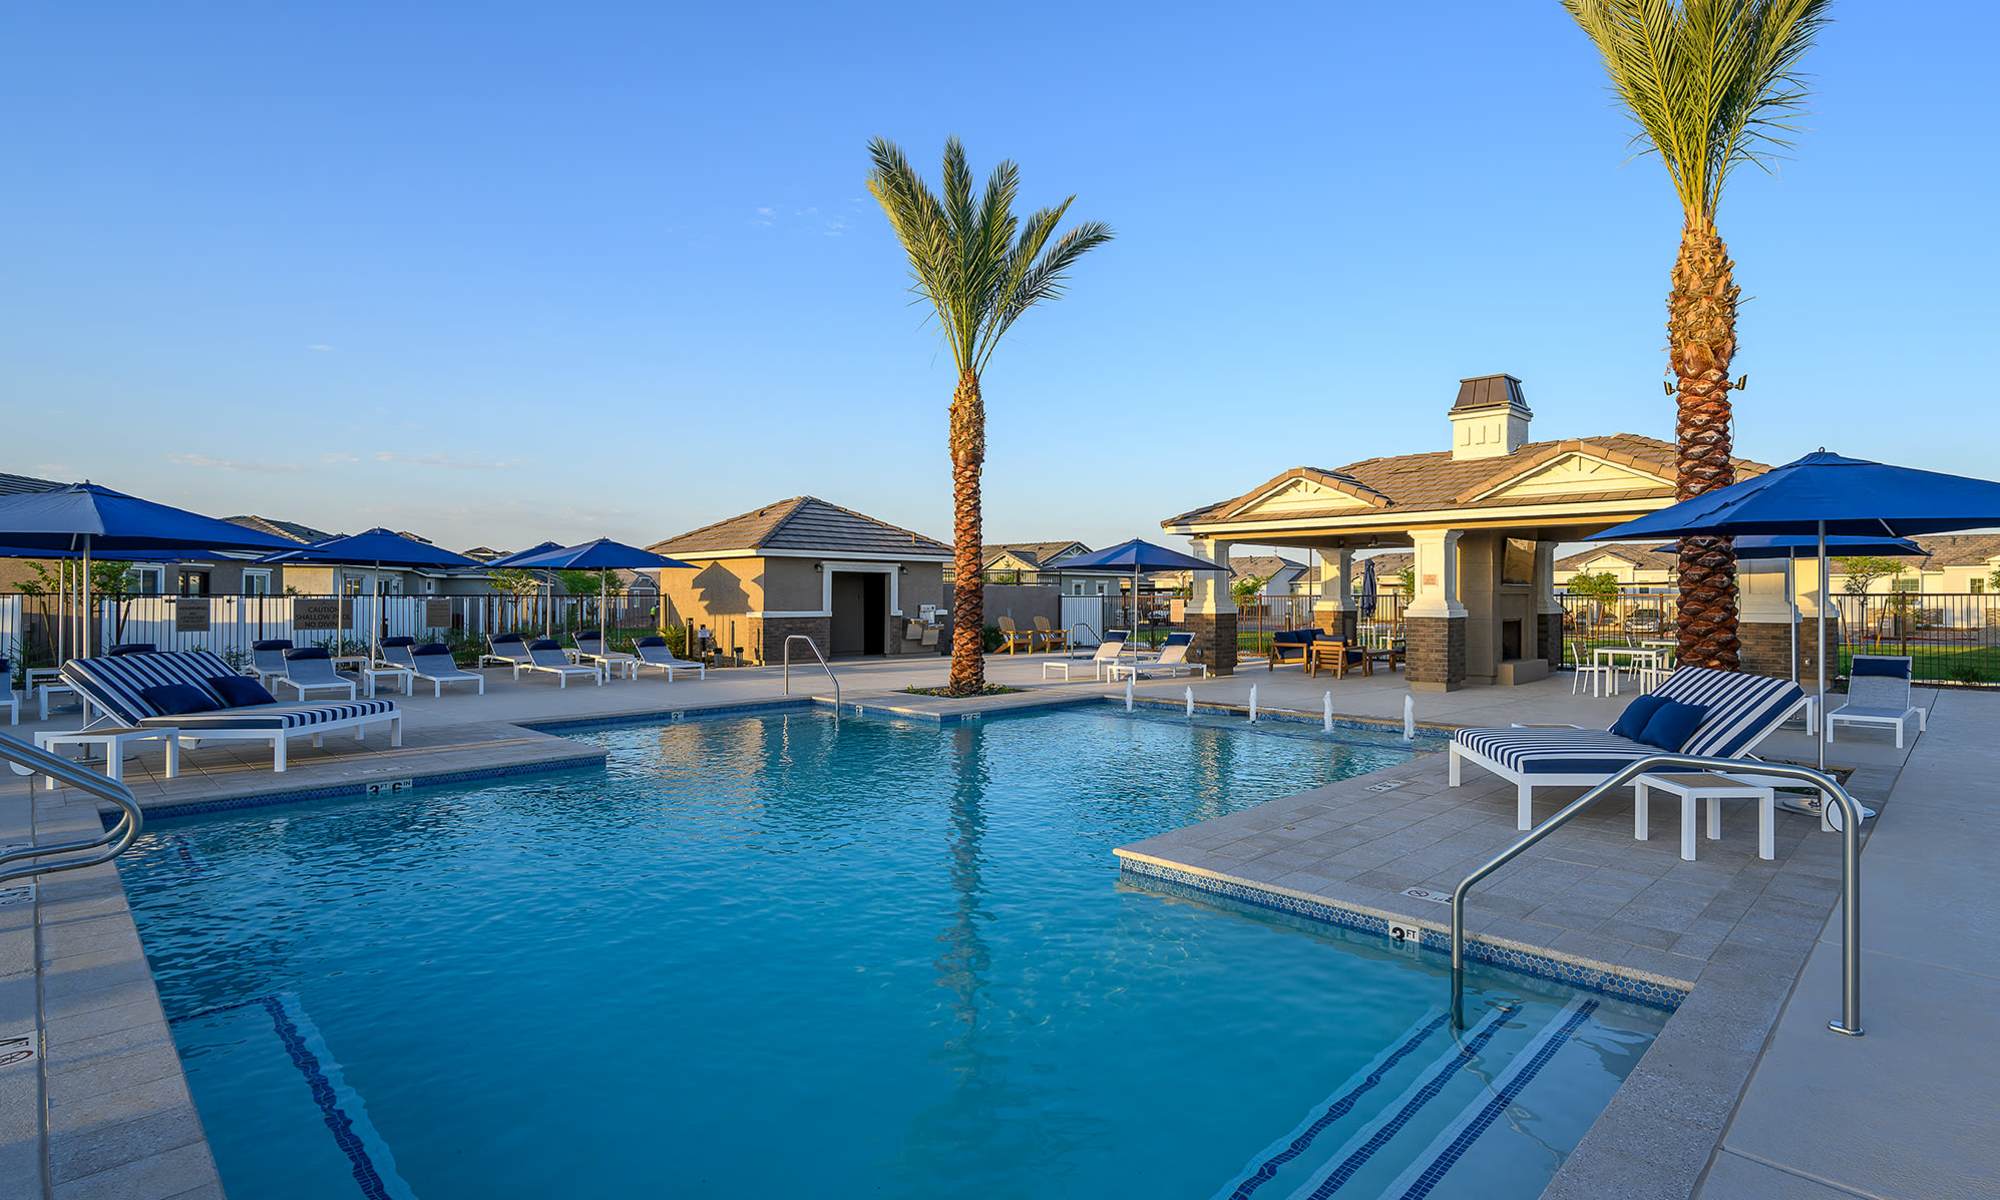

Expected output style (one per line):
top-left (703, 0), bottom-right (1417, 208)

top-left (2, 3), bottom-right (1993, 554)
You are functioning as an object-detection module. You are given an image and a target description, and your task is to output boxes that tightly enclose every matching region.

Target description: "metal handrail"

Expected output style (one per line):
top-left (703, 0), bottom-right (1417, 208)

top-left (781, 635), bottom-right (841, 711)
top-left (1450, 752), bottom-right (1864, 1037)
top-left (0, 731), bottom-right (145, 886)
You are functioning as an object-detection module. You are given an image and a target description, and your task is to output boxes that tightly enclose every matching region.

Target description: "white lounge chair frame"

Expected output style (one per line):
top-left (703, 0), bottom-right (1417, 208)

top-left (633, 639), bottom-right (706, 681)
top-left (275, 650), bottom-right (358, 702)
top-left (524, 640), bottom-right (602, 688)
top-left (572, 632), bottom-right (638, 681)
top-left (1827, 655), bottom-right (1927, 749)
top-left (1107, 633), bottom-right (1207, 682)
top-left (382, 640), bottom-right (486, 697)
top-left (482, 634), bottom-right (535, 676)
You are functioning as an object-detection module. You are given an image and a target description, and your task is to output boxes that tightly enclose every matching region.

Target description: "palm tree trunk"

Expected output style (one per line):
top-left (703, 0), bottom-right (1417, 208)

top-left (1668, 218), bottom-right (1741, 670)
top-left (947, 370), bottom-right (987, 695)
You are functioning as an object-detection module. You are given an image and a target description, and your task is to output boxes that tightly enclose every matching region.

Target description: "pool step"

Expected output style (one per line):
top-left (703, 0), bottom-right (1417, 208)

top-left (1214, 999), bottom-right (1599, 1200)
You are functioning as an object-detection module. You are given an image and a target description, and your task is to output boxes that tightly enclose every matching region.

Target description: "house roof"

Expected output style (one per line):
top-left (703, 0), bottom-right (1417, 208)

top-left (1910, 533), bottom-right (2000, 567)
top-left (981, 540), bottom-right (1091, 571)
top-left (1229, 553), bottom-right (1304, 581)
top-left (0, 470), bottom-right (67, 497)
top-left (649, 496), bottom-right (951, 560)
top-left (1165, 434), bottom-right (1768, 528)
top-left (460, 546), bottom-right (508, 563)
top-left (1357, 551), bottom-right (1413, 576)
top-left (1556, 544), bottom-right (1680, 574)
top-left (224, 515), bottom-right (334, 544)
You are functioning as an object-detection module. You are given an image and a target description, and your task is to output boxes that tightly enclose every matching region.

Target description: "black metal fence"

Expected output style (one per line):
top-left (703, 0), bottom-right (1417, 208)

top-left (1835, 592), bottom-right (2000, 687)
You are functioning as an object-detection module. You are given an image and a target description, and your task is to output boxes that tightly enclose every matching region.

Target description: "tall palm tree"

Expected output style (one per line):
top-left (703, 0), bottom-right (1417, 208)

top-left (867, 138), bottom-right (1111, 695)
top-left (1563, 0), bottom-right (1830, 669)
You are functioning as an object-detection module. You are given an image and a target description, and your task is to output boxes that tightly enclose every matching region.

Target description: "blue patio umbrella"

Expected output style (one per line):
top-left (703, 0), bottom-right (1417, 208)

top-left (505, 539), bottom-right (694, 643)
top-left (262, 529), bottom-right (481, 659)
top-left (1597, 450), bottom-right (2000, 768)
top-left (1647, 534), bottom-right (1926, 687)
top-left (0, 483), bottom-right (299, 656)
top-left (1051, 538), bottom-right (1227, 637)
top-left (484, 541), bottom-right (565, 637)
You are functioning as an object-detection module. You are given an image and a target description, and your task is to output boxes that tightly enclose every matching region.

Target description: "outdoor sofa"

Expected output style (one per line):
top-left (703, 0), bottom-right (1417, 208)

top-left (1268, 628), bottom-right (1320, 669)
top-left (1449, 665), bottom-right (1806, 830)
top-left (61, 649), bottom-right (401, 773)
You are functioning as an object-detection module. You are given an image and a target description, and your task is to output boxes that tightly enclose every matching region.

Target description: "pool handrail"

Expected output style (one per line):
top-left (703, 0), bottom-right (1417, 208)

top-left (0, 730), bottom-right (145, 886)
top-left (1450, 751), bottom-right (1864, 1038)
top-left (781, 634), bottom-right (840, 714)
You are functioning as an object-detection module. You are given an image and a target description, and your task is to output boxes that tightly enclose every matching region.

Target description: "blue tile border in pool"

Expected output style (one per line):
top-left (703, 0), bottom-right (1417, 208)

top-left (520, 696), bottom-right (818, 733)
top-left (118, 754), bottom-right (608, 823)
top-left (1110, 694), bottom-right (1455, 744)
top-left (1117, 858), bottom-right (1686, 1012)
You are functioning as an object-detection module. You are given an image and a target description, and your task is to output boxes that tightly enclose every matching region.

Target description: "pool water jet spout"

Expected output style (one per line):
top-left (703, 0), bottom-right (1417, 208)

top-left (1125, 677), bottom-right (1134, 712)
top-left (1185, 686), bottom-right (1194, 718)
top-left (1403, 694), bottom-right (1415, 742)
top-left (1323, 691), bottom-right (1333, 733)
top-left (1248, 685), bottom-right (1258, 723)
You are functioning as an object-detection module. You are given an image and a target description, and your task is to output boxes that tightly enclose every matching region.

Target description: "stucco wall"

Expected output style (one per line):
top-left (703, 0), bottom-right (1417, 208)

top-left (661, 558), bottom-right (763, 624)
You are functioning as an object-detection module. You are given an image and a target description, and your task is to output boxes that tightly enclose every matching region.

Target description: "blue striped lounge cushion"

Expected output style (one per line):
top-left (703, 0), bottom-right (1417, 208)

top-left (1452, 726), bottom-right (1656, 776)
top-left (62, 651), bottom-right (395, 731)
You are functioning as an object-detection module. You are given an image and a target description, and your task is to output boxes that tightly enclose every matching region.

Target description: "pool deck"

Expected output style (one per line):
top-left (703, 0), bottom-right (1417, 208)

top-left (2, 652), bottom-right (1993, 1198)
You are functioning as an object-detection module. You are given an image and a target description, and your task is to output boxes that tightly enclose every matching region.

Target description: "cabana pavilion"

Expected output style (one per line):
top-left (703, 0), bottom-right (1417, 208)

top-left (1162, 374), bottom-right (1783, 688)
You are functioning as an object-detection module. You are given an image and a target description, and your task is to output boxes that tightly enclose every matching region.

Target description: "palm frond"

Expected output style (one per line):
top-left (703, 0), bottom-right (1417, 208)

top-left (866, 139), bottom-right (1110, 376)
top-left (1563, 0), bottom-right (1831, 222)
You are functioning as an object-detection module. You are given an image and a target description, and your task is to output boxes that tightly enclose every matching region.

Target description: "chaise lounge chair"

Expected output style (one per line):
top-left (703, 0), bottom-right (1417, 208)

top-left (572, 630), bottom-right (637, 680)
top-left (633, 636), bottom-right (706, 680)
top-left (481, 633), bottom-right (535, 676)
top-left (1, 657), bottom-right (15, 726)
top-left (1448, 665), bottom-right (1806, 830)
top-left (380, 637), bottom-right (485, 697)
top-left (275, 647), bottom-right (358, 702)
top-left (251, 639), bottom-right (294, 687)
top-left (1107, 631), bottom-right (1208, 681)
top-left (1828, 655), bottom-right (1927, 748)
top-left (523, 639), bottom-right (602, 688)
top-left (61, 649), bottom-right (400, 773)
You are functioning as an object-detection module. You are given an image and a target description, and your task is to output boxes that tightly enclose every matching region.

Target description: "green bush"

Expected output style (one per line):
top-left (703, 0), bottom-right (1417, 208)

top-left (981, 624), bottom-right (1004, 653)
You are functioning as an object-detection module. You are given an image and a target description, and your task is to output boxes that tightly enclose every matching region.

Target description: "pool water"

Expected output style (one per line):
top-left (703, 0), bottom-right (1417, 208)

top-left (119, 706), bottom-right (1664, 1199)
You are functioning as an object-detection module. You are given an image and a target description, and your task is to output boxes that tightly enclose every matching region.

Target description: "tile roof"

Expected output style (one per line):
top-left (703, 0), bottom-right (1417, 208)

top-left (649, 496), bottom-right (951, 559)
top-left (1229, 553), bottom-right (1304, 581)
top-left (1557, 543), bottom-right (1680, 574)
top-left (981, 541), bottom-right (1092, 570)
top-left (0, 470), bottom-right (68, 497)
top-left (224, 515), bottom-right (334, 544)
top-left (1165, 434), bottom-right (1768, 527)
top-left (1909, 532), bottom-right (2000, 566)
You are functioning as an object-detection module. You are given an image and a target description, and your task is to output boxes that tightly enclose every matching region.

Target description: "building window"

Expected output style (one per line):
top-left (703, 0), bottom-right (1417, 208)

top-left (1070, 581), bottom-right (1084, 596)
top-left (1972, 578), bottom-right (1985, 595)
top-left (1095, 581), bottom-right (1107, 596)
top-left (127, 565), bottom-right (166, 595)
top-left (242, 569), bottom-right (273, 596)
top-left (178, 570), bottom-right (212, 597)
top-left (1891, 578), bottom-right (1919, 593)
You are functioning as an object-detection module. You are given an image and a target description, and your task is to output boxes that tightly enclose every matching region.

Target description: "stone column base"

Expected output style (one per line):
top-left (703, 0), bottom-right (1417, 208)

top-left (1314, 608), bottom-right (1357, 642)
top-left (1406, 615), bottom-right (1466, 692)
top-left (1741, 616), bottom-right (1843, 683)
top-left (1187, 612), bottom-right (1238, 676)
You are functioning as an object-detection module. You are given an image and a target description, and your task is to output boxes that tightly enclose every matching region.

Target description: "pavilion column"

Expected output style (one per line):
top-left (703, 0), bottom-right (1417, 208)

top-left (1313, 548), bottom-right (1356, 643)
top-left (1535, 541), bottom-right (1563, 670)
top-left (1186, 536), bottom-right (1238, 676)
top-left (1405, 529), bottom-right (1465, 692)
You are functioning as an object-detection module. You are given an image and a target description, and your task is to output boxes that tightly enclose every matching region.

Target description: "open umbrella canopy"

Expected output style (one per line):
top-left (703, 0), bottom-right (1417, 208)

top-left (482, 541), bottom-right (564, 569)
top-left (1594, 451), bottom-right (2000, 541)
top-left (1052, 538), bottom-right (1224, 574)
top-left (504, 538), bottom-right (694, 571)
top-left (1647, 534), bottom-right (1925, 560)
top-left (261, 528), bottom-right (480, 570)
top-left (0, 483), bottom-right (299, 554)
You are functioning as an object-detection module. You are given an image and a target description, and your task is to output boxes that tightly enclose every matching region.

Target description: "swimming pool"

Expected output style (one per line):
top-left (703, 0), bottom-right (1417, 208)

top-left (119, 705), bottom-right (1664, 1199)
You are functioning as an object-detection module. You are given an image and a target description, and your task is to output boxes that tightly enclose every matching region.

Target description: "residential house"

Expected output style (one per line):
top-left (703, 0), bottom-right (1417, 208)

top-left (978, 540), bottom-right (1127, 598)
top-left (1555, 544), bottom-right (1678, 591)
top-left (649, 496), bottom-right (950, 664)
top-left (224, 516), bottom-right (495, 598)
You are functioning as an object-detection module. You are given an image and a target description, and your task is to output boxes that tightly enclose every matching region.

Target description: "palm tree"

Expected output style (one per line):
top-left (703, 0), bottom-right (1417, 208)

top-left (1562, 0), bottom-right (1830, 669)
top-left (867, 138), bottom-right (1111, 695)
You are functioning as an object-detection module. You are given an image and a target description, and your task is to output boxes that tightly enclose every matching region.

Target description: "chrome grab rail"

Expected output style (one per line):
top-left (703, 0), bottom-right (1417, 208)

top-left (0, 731), bottom-right (145, 886)
top-left (781, 635), bottom-right (841, 712)
top-left (1450, 753), bottom-right (1864, 1037)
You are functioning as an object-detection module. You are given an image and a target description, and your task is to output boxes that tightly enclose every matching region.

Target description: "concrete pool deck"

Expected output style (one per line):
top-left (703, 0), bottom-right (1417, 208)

top-left (0, 653), bottom-right (1990, 1198)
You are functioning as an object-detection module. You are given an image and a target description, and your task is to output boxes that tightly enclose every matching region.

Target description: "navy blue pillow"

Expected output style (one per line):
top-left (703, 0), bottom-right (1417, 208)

top-left (381, 636), bottom-right (417, 649)
top-left (528, 639), bottom-right (560, 651)
top-left (413, 643), bottom-right (451, 656)
top-left (1610, 694), bottom-right (1671, 740)
top-left (1638, 700), bottom-right (1708, 751)
top-left (252, 639), bottom-right (292, 652)
top-left (140, 683), bottom-right (220, 716)
top-left (207, 675), bottom-right (276, 708)
top-left (285, 646), bottom-right (330, 661)
top-left (636, 636), bottom-right (666, 648)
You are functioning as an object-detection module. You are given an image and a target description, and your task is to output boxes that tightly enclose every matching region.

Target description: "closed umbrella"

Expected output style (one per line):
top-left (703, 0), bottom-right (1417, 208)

top-left (505, 539), bottom-right (694, 652)
top-left (0, 483), bottom-right (297, 657)
top-left (1597, 450), bottom-right (2000, 770)
top-left (262, 529), bottom-right (480, 661)
top-left (1359, 558), bottom-right (1379, 623)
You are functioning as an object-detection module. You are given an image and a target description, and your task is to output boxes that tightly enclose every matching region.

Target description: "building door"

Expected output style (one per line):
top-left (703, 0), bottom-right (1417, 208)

top-left (828, 571), bottom-right (888, 656)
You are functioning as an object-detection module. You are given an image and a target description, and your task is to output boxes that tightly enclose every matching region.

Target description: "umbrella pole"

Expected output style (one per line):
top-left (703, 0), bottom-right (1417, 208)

top-left (1817, 522), bottom-right (1828, 773)
top-left (1788, 549), bottom-right (1799, 685)
top-left (82, 537), bottom-right (93, 659)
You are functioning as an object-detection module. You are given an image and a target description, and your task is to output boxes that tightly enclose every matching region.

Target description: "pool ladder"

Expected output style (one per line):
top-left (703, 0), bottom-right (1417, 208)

top-left (0, 731), bottom-right (145, 886)
top-left (1449, 752), bottom-right (1866, 1038)
top-left (781, 635), bottom-right (841, 715)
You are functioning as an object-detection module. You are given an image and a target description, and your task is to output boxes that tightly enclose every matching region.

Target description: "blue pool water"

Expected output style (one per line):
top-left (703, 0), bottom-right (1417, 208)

top-left (119, 706), bottom-right (1664, 1199)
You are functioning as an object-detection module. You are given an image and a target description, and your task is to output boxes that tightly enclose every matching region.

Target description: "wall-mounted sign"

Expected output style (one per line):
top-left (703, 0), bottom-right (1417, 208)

top-left (1422, 574), bottom-right (1439, 588)
top-left (173, 599), bottom-right (210, 632)
top-left (424, 598), bottom-right (453, 628)
top-left (293, 598), bottom-right (341, 630)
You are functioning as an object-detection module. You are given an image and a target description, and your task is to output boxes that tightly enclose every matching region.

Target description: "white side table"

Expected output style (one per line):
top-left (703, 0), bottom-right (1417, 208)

top-left (1634, 772), bottom-right (1774, 862)
top-left (31, 726), bottom-right (179, 790)
top-left (362, 667), bottom-right (414, 698)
